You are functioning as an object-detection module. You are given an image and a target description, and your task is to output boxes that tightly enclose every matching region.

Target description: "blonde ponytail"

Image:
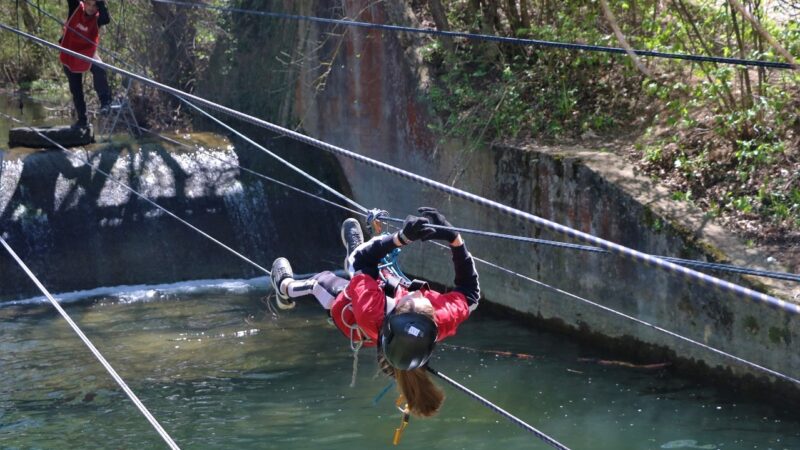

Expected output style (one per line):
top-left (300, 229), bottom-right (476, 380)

top-left (396, 367), bottom-right (445, 417)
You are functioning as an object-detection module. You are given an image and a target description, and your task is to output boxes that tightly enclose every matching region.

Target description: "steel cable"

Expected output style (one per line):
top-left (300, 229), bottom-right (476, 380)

top-left (151, 0), bottom-right (797, 70)
top-left (0, 236), bottom-right (182, 450)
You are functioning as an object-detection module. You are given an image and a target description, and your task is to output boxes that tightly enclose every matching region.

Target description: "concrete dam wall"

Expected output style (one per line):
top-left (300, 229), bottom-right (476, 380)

top-left (224, 1), bottom-right (798, 391)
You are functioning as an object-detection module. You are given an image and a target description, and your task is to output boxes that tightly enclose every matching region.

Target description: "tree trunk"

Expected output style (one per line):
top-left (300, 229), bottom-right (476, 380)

top-left (519, 0), bottom-right (531, 28)
top-left (428, 0), bottom-right (454, 51)
top-left (150, 1), bottom-right (197, 92)
top-left (504, 0), bottom-right (522, 32)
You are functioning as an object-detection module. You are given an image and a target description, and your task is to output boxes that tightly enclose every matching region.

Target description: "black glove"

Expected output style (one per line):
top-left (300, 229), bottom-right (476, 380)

top-left (418, 207), bottom-right (458, 242)
top-left (397, 215), bottom-right (435, 244)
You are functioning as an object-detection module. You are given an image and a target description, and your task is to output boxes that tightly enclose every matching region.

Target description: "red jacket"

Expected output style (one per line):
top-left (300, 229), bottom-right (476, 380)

top-left (60, 2), bottom-right (100, 73)
top-left (329, 273), bottom-right (471, 347)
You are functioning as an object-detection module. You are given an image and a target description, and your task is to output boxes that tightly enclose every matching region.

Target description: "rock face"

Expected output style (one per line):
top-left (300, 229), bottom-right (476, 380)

top-left (195, 1), bottom-right (799, 392)
top-left (0, 135), bottom-right (351, 301)
top-left (9, 125), bottom-right (94, 148)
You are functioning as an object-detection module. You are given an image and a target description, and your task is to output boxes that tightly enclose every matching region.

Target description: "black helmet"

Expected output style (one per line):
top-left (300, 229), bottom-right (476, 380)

top-left (380, 312), bottom-right (438, 370)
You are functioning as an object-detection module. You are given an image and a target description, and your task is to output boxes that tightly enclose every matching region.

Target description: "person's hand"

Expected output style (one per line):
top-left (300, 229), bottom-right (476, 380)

top-left (397, 215), bottom-right (435, 244)
top-left (417, 207), bottom-right (458, 242)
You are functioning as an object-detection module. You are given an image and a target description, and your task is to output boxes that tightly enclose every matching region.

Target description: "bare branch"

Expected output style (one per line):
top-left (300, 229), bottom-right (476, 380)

top-left (599, 0), bottom-right (653, 78)
top-left (728, 0), bottom-right (799, 69)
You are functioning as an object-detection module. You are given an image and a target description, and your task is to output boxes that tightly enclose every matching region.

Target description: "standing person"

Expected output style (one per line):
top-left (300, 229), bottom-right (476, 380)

top-left (60, 0), bottom-right (112, 129)
top-left (270, 208), bottom-right (480, 418)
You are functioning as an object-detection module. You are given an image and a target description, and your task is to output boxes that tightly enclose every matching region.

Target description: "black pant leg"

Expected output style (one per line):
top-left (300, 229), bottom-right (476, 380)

top-left (90, 63), bottom-right (111, 106)
top-left (63, 65), bottom-right (87, 123)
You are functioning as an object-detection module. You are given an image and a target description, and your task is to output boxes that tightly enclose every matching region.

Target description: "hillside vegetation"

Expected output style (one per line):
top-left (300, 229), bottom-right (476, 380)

top-left (414, 0), bottom-right (799, 250)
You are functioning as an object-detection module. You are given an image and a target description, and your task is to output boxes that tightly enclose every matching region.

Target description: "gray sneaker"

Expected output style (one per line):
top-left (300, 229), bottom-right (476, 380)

top-left (270, 257), bottom-right (294, 301)
top-left (340, 218), bottom-right (364, 276)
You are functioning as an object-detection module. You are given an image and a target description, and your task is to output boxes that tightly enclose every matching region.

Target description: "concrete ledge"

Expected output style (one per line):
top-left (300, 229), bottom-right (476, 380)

top-left (9, 125), bottom-right (94, 148)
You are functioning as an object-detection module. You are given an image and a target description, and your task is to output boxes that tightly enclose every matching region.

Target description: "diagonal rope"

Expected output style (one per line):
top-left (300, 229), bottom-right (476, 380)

top-left (0, 236), bottom-right (181, 450)
top-left (426, 366), bottom-right (570, 450)
top-left (150, 0), bottom-right (797, 70)
top-left (0, 111), bottom-right (271, 276)
top-left (0, 22), bottom-right (795, 316)
top-left (379, 217), bottom-right (800, 283)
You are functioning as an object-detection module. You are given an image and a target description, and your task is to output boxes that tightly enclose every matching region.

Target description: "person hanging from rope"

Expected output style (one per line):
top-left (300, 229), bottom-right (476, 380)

top-left (59, 0), bottom-right (112, 130)
top-left (270, 208), bottom-right (480, 418)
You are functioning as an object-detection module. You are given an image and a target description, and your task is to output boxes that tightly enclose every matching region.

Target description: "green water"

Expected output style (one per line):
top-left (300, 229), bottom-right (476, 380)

top-left (1, 283), bottom-right (798, 450)
top-left (1, 90), bottom-right (60, 145)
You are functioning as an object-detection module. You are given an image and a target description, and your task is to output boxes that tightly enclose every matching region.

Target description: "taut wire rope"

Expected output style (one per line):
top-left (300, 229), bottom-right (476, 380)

top-left (0, 235), bottom-right (181, 450)
top-left (427, 366), bottom-right (570, 450)
top-left (0, 23), bottom-right (796, 316)
top-left (178, 100), bottom-right (369, 215)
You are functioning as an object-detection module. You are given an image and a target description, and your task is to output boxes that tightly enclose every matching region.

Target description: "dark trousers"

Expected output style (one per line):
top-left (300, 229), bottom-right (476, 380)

top-left (63, 64), bottom-right (111, 123)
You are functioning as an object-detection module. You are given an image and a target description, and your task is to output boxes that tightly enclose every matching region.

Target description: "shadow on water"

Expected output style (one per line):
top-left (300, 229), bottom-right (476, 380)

top-left (0, 129), bottom-right (350, 301)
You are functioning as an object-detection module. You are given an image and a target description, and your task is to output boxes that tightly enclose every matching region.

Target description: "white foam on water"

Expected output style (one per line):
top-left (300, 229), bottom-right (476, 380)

top-left (2, 276), bottom-right (270, 307)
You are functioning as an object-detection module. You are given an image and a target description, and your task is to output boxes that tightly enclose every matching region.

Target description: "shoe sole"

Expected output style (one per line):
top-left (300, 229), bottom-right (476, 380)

top-left (341, 219), bottom-right (364, 277)
top-left (271, 257), bottom-right (296, 310)
top-left (270, 258), bottom-right (293, 299)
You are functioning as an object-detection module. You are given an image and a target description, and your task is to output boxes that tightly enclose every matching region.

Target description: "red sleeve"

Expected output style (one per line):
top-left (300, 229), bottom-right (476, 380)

top-left (344, 273), bottom-right (386, 342)
top-left (426, 291), bottom-right (470, 341)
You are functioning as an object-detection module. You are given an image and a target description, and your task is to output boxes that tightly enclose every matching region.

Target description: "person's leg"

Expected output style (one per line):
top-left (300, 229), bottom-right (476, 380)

top-left (90, 63), bottom-right (112, 109)
top-left (309, 271), bottom-right (348, 309)
top-left (279, 271), bottom-right (348, 310)
top-left (63, 65), bottom-right (87, 127)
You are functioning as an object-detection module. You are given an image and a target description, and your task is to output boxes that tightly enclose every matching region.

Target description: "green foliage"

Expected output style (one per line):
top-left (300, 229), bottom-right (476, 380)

top-left (425, 3), bottom-right (642, 146)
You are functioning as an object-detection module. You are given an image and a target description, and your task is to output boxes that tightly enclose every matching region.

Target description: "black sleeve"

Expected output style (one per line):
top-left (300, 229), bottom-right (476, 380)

top-left (97, 1), bottom-right (111, 26)
top-left (67, 0), bottom-right (80, 19)
top-left (351, 234), bottom-right (400, 279)
top-left (451, 243), bottom-right (480, 308)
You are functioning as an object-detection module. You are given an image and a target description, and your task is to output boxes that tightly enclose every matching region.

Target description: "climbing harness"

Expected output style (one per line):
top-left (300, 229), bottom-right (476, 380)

top-left (339, 300), bottom-right (373, 388)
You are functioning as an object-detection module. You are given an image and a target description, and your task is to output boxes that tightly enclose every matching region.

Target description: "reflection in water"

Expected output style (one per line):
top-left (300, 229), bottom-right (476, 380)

top-left (1, 91), bottom-right (61, 145)
top-left (1, 284), bottom-right (798, 450)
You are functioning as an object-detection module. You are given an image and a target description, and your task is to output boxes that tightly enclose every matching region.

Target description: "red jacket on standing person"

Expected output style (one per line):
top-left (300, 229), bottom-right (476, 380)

top-left (60, 1), bottom-right (100, 73)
